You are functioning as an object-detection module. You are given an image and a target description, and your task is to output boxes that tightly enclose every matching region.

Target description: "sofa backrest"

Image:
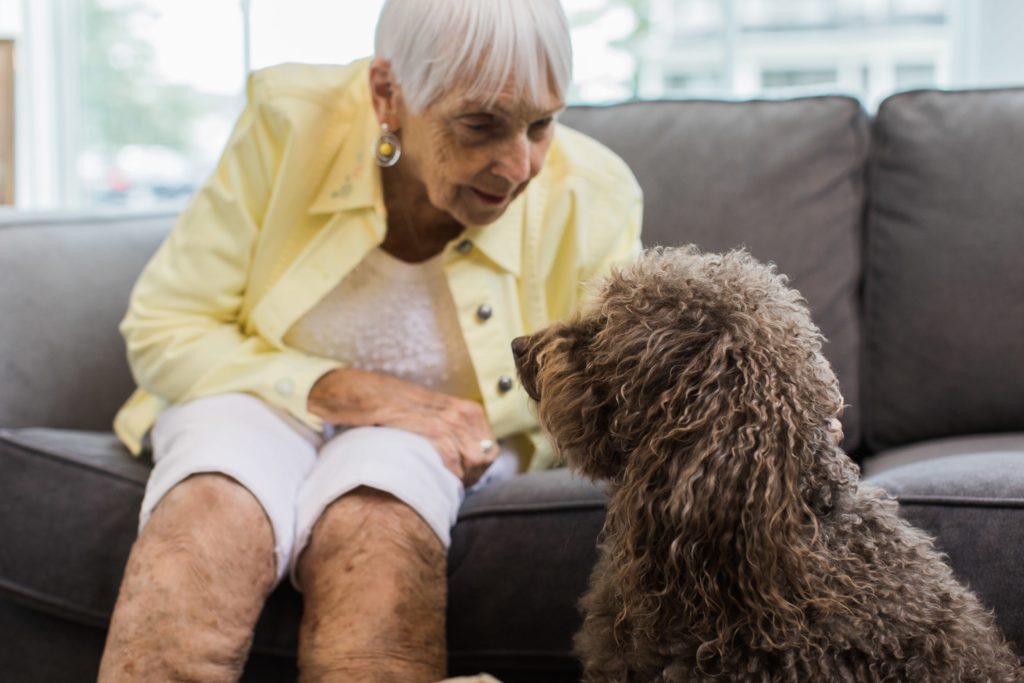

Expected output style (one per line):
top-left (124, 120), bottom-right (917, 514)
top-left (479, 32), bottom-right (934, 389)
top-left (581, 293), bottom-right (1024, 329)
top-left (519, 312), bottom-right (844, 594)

top-left (562, 97), bottom-right (870, 452)
top-left (862, 87), bottom-right (1024, 452)
top-left (11, 91), bottom-right (1018, 453)
top-left (0, 213), bottom-right (172, 430)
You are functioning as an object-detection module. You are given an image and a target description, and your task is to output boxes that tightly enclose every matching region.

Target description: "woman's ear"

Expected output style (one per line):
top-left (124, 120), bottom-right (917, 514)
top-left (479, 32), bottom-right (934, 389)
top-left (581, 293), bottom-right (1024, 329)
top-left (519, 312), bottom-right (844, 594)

top-left (369, 57), bottom-right (403, 131)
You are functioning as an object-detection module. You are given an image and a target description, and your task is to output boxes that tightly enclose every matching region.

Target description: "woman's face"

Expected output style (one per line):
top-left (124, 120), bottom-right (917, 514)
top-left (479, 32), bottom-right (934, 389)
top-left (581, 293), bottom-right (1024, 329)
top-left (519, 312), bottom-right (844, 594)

top-left (396, 78), bottom-right (564, 227)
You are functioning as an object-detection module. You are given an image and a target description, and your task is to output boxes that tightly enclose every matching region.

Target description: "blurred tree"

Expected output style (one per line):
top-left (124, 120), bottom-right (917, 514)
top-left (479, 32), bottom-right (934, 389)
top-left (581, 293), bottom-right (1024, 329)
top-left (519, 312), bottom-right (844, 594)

top-left (569, 0), bottom-right (652, 98)
top-left (78, 0), bottom-right (202, 154)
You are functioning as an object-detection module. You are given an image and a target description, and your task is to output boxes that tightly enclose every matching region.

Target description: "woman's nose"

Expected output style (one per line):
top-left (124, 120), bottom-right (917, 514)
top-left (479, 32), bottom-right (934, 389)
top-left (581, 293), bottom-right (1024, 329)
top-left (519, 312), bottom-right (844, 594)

top-left (494, 135), bottom-right (531, 185)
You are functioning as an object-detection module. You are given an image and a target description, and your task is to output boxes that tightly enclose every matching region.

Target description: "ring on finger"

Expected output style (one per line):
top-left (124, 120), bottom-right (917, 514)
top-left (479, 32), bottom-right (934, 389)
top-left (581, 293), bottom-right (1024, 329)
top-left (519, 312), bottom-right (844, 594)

top-left (480, 439), bottom-right (496, 455)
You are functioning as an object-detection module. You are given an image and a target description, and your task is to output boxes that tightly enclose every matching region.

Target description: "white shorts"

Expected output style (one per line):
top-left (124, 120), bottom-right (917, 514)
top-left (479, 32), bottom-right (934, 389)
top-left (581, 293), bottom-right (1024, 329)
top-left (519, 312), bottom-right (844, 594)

top-left (140, 393), bottom-right (519, 586)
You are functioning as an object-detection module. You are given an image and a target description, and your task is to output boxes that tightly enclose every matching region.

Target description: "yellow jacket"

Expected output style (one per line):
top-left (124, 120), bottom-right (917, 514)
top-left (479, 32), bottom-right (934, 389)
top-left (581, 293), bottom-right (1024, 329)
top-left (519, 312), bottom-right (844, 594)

top-left (114, 59), bottom-right (643, 470)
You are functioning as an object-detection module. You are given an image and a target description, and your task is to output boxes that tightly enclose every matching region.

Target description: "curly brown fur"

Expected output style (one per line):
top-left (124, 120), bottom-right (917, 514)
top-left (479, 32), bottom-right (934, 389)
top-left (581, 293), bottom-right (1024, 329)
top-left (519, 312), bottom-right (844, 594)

top-left (512, 246), bottom-right (1023, 682)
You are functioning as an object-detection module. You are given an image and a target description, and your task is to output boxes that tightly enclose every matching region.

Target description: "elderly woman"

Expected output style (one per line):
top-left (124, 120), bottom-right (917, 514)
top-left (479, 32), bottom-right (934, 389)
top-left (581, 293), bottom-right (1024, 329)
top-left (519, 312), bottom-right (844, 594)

top-left (98, 0), bottom-right (641, 681)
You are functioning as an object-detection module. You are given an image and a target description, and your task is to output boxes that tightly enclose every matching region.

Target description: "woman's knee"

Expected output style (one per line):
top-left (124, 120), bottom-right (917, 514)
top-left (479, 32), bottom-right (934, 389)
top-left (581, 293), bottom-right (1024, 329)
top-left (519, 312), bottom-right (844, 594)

top-left (298, 487), bottom-right (443, 582)
top-left (320, 487), bottom-right (437, 545)
top-left (143, 473), bottom-right (277, 588)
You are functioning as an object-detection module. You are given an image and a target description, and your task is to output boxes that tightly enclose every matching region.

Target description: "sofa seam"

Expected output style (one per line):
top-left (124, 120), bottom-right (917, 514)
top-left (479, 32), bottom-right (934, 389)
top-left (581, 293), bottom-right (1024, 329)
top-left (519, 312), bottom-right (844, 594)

top-left (448, 649), bottom-right (576, 664)
top-left (859, 101), bottom-right (884, 455)
top-left (0, 210), bottom-right (177, 229)
top-left (896, 496), bottom-right (1024, 508)
top-left (845, 97), bottom-right (871, 457)
top-left (0, 579), bottom-right (308, 661)
top-left (0, 577), bottom-right (110, 630)
top-left (0, 431), bottom-right (147, 487)
top-left (457, 501), bottom-right (606, 521)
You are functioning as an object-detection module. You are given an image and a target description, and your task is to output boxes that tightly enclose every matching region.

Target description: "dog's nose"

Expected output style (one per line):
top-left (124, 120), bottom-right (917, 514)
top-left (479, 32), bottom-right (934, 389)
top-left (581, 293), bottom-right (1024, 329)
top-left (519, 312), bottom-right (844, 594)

top-left (511, 336), bottom-right (529, 360)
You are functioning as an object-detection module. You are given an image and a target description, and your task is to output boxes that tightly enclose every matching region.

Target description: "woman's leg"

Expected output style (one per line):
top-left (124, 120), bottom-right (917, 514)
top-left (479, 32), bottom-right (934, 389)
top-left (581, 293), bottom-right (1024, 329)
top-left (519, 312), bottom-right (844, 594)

top-left (99, 394), bottom-right (319, 682)
top-left (98, 474), bottom-right (276, 682)
top-left (296, 487), bottom-right (447, 683)
top-left (293, 427), bottom-right (468, 682)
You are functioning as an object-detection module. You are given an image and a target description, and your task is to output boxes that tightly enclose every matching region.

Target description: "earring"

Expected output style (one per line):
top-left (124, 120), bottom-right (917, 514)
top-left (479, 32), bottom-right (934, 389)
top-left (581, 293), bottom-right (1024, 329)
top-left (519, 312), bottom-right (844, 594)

top-left (375, 123), bottom-right (401, 167)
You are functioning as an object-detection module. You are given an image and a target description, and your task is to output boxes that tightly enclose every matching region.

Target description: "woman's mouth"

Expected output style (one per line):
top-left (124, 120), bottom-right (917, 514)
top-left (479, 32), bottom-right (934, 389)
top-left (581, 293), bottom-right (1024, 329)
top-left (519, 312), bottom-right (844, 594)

top-left (471, 188), bottom-right (508, 205)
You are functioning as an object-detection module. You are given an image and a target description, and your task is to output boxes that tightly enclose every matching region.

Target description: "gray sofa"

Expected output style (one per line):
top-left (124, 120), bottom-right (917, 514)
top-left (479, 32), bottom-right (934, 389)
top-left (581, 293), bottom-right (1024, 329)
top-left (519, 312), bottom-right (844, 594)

top-left (1, 88), bottom-right (1022, 681)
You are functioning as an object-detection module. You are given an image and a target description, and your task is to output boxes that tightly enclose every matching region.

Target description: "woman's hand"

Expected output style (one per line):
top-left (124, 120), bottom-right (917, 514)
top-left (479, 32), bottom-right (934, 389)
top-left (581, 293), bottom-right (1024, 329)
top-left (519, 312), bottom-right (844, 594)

top-left (308, 367), bottom-right (498, 486)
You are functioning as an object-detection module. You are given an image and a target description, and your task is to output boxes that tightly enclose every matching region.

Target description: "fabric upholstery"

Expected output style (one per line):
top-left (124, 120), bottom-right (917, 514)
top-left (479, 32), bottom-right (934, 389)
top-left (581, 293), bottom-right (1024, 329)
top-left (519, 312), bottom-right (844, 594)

top-left (866, 452), bottom-right (1024, 650)
top-left (863, 88), bottom-right (1024, 451)
top-left (0, 429), bottom-right (149, 626)
top-left (0, 427), bottom-right (303, 656)
top-left (448, 469), bottom-right (606, 678)
top-left (0, 214), bottom-right (172, 431)
top-left (562, 97), bottom-right (868, 452)
top-left (0, 599), bottom-right (297, 683)
top-left (862, 432), bottom-right (1024, 477)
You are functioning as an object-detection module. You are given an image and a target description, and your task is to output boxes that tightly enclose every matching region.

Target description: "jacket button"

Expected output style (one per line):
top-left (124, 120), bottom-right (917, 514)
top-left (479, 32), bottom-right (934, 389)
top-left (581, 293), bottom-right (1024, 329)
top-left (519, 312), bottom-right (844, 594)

top-left (275, 378), bottom-right (295, 397)
top-left (476, 303), bottom-right (493, 321)
top-left (497, 375), bottom-right (514, 393)
top-left (456, 239), bottom-right (473, 254)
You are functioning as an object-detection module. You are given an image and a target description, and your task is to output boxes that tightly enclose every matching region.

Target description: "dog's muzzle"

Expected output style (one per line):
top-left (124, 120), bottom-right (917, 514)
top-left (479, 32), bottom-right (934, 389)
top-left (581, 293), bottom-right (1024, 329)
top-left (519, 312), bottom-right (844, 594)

top-left (511, 335), bottom-right (529, 361)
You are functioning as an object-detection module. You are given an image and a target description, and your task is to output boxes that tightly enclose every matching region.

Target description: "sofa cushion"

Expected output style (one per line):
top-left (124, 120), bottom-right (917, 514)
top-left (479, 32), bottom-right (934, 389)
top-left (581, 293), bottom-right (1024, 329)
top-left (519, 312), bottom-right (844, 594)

top-left (861, 432), bottom-right (1024, 478)
top-left (0, 214), bottom-right (173, 431)
top-left (0, 596), bottom-right (299, 683)
top-left (448, 468), bottom-right (606, 678)
top-left (0, 428), bottom-right (148, 625)
top-left (562, 97), bottom-right (868, 452)
top-left (0, 427), bottom-right (606, 681)
top-left (865, 450), bottom-right (1024, 651)
top-left (863, 88), bottom-right (1024, 452)
top-left (0, 427), bottom-right (302, 656)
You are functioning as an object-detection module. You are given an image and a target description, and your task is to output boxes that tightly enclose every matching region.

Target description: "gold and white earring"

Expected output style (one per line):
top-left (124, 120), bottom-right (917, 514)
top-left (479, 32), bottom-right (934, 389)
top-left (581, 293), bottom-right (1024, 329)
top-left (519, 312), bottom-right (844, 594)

top-left (375, 123), bottom-right (401, 167)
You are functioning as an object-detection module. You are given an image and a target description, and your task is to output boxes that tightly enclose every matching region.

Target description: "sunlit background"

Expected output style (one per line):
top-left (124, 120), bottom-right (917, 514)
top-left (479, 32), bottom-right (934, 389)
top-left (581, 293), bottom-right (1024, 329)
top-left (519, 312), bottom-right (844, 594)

top-left (2, 0), bottom-right (1023, 211)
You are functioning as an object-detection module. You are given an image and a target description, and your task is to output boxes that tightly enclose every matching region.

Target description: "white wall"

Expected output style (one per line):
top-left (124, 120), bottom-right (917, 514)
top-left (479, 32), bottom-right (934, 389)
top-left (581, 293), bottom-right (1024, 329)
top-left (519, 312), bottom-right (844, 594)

top-left (951, 0), bottom-right (1024, 87)
top-left (968, 0), bottom-right (1024, 87)
top-left (0, 0), bottom-right (20, 36)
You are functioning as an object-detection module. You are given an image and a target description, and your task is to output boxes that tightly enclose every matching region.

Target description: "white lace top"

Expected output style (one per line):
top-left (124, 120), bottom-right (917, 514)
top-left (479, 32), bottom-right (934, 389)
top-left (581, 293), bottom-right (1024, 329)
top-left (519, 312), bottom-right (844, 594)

top-left (283, 247), bottom-right (480, 401)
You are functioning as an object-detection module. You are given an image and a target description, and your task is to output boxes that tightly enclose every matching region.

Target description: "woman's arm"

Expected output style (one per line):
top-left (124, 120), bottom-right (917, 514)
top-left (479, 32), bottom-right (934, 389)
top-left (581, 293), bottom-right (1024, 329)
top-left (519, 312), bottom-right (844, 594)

top-left (120, 76), bottom-right (342, 429)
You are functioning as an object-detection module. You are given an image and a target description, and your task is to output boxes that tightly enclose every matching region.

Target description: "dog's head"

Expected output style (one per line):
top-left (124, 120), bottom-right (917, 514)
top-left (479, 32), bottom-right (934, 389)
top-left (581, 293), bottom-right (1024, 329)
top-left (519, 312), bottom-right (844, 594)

top-left (514, 245), bottom-right (847, 482)
top-left (513, 246), bottom-right (858, 650)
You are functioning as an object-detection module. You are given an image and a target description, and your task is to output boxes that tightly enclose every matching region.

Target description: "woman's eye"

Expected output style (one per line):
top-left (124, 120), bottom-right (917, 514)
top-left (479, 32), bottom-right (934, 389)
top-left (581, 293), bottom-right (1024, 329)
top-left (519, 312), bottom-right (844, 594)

top-left (529, 117), bottom-right (554, 139)
top-left (462, 116), bottom-right (496, 133)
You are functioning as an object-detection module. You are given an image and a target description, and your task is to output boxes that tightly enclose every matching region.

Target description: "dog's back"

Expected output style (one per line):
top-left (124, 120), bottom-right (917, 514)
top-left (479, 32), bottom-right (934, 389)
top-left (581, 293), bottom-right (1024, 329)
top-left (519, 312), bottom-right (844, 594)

top-left (577, 482), bottom-right (1024, 682)
top-left (798, 484), bottom-right (1023, 681)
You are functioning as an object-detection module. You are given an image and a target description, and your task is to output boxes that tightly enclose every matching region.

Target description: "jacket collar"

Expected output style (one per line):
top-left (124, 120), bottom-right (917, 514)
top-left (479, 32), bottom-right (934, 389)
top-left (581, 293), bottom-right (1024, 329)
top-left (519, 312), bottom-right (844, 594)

top-left (308, 91), bottom-right (382, 215)
top-left (458, 198), bottom-right (524, 277)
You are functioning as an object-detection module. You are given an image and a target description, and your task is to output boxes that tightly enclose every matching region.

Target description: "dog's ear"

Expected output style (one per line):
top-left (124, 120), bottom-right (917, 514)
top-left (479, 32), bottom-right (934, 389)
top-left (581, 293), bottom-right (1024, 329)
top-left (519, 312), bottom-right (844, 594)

top-left (528, 316), bottom-right (625, 476)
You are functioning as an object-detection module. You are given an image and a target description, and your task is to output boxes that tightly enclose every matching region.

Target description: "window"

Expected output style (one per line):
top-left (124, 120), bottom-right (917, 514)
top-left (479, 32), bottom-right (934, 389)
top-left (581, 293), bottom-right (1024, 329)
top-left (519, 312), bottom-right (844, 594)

top-left (248, 0), bottom-right (382, 71)
top-left (895, 63), bottom-right (937, 89)
top-left (72, 0), bottom-right (246, 209)
top-left (6, 0), bottom-right (1024, 212)
top-left (664, 71), bottom-right (722, 95)
top-left (13, 0), bottom-right (245, 211)
top-left (762, 68), bottom-right (840, 90)
top-left (0, 38), bottom-right (13, 205)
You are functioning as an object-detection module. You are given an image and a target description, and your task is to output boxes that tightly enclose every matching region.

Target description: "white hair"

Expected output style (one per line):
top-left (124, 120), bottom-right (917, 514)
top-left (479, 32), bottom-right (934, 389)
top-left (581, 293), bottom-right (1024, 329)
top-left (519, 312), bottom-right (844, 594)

top-left (374, 0), bottom-right (573, 113)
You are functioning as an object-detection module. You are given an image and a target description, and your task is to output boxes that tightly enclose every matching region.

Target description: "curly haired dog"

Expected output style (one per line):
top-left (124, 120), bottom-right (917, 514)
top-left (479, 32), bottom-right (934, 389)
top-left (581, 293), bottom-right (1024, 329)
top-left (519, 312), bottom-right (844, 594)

top-left (512, 246), bottom-right (1023, 682)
